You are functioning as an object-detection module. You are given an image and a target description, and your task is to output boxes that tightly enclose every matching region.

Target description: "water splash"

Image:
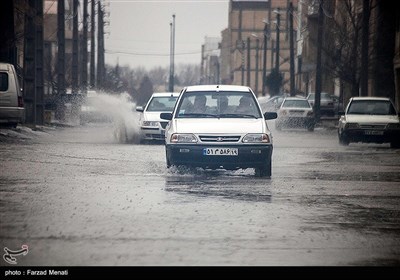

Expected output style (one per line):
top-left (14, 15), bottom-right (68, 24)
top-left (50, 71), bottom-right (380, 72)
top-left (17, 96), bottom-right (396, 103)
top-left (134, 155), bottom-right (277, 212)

top-left (86, 91), bottom-right (141, 144)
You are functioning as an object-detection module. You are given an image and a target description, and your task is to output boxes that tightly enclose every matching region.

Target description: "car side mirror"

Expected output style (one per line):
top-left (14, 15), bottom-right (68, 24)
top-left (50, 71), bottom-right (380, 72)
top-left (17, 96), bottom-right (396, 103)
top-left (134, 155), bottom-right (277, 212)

top-left (264, 112), bottom-right (277, 120)
top-left (338, 111), bottom-right (345, 116)
top-left (136, 106), bottom-right (144, 112)
top-left (160, 112), bottom-right (173, 120)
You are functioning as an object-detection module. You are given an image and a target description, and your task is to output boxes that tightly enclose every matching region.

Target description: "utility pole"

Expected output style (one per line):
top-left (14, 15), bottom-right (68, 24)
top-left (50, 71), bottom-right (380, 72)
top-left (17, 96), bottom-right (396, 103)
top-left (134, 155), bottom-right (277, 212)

top-left (270, 39), bottom-right (274, 70)
top-left (314, 1), bottom-right (324, 122)
top-left (255, 38), bottom-right (259, 94)
top-left (90, 0), bottom-right (96, 88)
top-left (81, 0), bottom-right (88, 92)
top-left (289, 2), bottom-right (295, 96)
top-left (247, 37), bottom-right (251, 87)
top-left (23, 0), bottom-right (35, 124)
top-left (72, 0), bottom-right (79, 93)
top-left (35, 0), bottom-right (44, 125)
top-left (24, 0), bottom-right (44, 125)
top-left (360, 0), bottom-right (370, 97)
top-left (57, 0), bottom-right (66, 120)
top-left (262, 23), bottom-right (268, 96)
top-left (275, 9), bottom-right (280, 73)
top-left (97, 1), bottom-right (105, 89)
top-left (241, 40), bottom-right (245, 86)
top-left (169, 14), bottom-right (175, 92)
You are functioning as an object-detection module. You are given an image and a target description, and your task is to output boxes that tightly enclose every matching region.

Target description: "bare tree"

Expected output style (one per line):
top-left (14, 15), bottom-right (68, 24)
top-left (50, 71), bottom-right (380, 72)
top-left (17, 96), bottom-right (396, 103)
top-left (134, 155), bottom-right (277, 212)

top-left (323, 0), bottom-right (376, 99)
top-left (176, 63), bottom-right (200, 87)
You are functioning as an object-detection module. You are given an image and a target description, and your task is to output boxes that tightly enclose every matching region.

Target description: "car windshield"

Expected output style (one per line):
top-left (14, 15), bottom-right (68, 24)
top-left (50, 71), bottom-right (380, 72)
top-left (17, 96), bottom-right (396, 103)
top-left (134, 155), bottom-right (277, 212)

top-left (282, 99), bottom-right (311, 108)
top-left (175, 91), bottom-right (262, 118)
top-left (146, 96), bottom-right (177, 112)
top-left (347, 100), bottom-right (397, 115)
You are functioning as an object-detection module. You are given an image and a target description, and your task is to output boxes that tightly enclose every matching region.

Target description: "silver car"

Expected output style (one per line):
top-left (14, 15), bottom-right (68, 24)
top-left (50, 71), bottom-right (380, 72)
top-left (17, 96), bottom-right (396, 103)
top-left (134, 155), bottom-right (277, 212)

top-left (338, 97), bottom-right (400, 148)
top-left (160, 85), bottom-right (277, 177)
top-left (0, 62), bottom-right (25, 127)
top-left (307, 92), bottom-right (337, 117)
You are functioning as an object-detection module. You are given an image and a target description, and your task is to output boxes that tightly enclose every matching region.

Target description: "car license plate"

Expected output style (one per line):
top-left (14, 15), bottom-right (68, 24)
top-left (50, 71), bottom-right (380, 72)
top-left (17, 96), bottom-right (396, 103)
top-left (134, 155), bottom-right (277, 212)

top-left (364, 130), bottom-right (384, 135)
top-left (203, 148), bottom-right (238, 156)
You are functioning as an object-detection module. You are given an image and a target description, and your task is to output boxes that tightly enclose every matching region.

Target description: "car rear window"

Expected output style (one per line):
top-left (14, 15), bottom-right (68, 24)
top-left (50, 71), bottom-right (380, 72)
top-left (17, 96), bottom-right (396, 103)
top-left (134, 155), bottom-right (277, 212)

top-left (282, 99), bottom-right (311, 108)
top-left (0, 72), bottom-right (8, 91)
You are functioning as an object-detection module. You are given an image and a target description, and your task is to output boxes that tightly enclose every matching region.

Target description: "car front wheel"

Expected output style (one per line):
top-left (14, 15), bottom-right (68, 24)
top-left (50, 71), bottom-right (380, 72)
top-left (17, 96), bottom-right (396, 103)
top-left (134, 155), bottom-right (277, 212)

top-left (338, 132), bottom-right (349, 146)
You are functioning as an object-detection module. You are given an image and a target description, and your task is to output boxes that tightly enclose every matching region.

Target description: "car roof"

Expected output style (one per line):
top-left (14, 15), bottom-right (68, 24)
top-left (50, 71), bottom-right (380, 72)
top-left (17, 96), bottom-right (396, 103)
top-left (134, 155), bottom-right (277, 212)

top-left (283, 97), bottom-right (308, 101)
top-left (151, 92), bottom-right (180, 97)
top-left (184, 85), bottom-right (251, 93)
top-left (0, 62), bottom-right (12, 71)
top-left (350, 97), bottom-right (391, 101)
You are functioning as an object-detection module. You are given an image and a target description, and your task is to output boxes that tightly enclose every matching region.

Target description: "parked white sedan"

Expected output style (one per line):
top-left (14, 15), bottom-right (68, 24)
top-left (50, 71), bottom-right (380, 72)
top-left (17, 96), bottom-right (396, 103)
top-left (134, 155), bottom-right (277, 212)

top-left (338, 97), bottom-right (400, 148)
top-left (160, 85), bottom-right (277, 177)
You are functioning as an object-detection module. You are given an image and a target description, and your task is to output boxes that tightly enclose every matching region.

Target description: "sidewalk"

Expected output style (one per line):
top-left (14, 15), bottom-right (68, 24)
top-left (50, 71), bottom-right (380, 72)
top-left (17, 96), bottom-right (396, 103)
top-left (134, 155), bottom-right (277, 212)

top-left (0, 124), bottom-right (53, 142)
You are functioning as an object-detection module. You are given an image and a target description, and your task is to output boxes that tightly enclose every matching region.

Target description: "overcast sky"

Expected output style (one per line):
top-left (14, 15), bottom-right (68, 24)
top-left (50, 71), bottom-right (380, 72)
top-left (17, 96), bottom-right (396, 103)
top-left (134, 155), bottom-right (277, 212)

top-left (105, 0), bottom-right (229, 70)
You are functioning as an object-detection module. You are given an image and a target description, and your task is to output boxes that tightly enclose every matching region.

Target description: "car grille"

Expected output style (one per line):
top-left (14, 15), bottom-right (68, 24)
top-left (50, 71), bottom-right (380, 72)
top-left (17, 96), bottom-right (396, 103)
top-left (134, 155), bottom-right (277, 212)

top-left (359, 124), bottom-right (386, 129)
top-left (199, 135), bottom-right (241, 142)
top-left (160, 122), bottom-right (169, 129)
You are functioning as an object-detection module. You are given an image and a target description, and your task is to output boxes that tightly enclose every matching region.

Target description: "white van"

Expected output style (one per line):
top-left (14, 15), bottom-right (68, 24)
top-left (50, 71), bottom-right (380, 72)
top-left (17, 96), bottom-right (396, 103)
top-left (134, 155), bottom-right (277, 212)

top-left (160, 85), bottom-right (277, 177)
top-left (0, 63), bottom-right (25, 127)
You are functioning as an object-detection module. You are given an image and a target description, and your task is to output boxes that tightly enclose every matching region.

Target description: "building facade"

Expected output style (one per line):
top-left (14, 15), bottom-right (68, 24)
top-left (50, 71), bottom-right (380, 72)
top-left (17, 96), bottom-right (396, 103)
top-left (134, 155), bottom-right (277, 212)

top-left (220, 0), bottom-right (299, 96)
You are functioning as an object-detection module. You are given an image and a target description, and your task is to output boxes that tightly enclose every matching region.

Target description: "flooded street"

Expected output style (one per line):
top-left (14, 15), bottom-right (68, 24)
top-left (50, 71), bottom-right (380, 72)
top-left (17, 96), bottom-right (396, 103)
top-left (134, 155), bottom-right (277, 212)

top-left (1, 122), bottom-right (400, 266)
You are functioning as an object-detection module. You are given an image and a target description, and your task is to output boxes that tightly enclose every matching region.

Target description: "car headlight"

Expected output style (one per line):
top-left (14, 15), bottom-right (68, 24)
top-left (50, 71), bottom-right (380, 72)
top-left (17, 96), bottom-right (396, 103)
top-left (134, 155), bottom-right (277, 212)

top-left (242, 134), bottom-right (270, 143)
top-left (142, 121), bottom-right (159, 127)
top-left (170, 133), bottom-right (198, 143)
top-left (345, 123), bottom-right (360, 129)
top-left (386, 123), bottom-right (400, 129)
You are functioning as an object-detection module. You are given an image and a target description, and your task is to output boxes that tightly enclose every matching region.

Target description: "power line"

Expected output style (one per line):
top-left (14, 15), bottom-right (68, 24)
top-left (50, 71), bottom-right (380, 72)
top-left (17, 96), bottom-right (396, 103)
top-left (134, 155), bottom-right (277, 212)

top-left (105, 49), bottom-right (202, 56)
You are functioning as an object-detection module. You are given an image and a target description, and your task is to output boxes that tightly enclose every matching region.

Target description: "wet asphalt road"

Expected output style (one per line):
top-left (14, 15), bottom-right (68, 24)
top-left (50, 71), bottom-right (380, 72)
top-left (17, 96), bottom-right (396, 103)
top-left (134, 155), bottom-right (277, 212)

top-left (1, 121), bottom-right (400, 266)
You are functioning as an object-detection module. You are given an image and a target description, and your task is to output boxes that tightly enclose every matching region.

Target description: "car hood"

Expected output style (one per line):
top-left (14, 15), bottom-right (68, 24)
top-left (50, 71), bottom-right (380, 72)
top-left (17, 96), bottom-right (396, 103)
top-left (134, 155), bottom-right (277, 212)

top-left (173, 118), bottom-right (267, 134)
top-left (346, 114), bottom-right (399, 124)
top-left (143, 112), bottom-right (169, 122)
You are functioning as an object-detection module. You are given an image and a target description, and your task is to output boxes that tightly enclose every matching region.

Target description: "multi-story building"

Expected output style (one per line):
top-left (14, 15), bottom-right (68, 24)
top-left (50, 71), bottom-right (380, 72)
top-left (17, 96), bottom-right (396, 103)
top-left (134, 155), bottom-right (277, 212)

top-left (299, 0), bottom-right (400, 111)
top-left (220, 0), bottom-right (299, 96)
top-left (200, 36), bottom-right (221, 84)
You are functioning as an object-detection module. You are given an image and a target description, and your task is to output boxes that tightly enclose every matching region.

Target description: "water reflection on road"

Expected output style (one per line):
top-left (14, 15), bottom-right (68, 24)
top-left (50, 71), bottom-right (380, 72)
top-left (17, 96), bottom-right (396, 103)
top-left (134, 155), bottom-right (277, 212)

top-left (165, 168), bottom-right (272, 203)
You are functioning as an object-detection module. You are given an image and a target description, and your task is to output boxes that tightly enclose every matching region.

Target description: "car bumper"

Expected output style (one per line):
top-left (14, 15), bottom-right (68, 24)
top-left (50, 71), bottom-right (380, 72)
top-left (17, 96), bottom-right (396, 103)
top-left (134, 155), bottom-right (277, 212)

top-left (140, 127), bottom-right (165, 141)
top-left (342, 129), bottom-right (400, 143)
top-left (0, 107), bottom-right (25, 123)
top-left (277, 117), bottom-right (314, 127)
top-left (166, 144), bottom-right (273, 169)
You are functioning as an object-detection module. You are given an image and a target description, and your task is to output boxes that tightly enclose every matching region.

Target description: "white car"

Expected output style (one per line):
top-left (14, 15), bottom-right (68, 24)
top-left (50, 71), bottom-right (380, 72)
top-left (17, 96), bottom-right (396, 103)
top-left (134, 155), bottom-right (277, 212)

top-left (0, 62), bottom-right (25, 127)
top-left (136, 92), bottom-right (180, 142)
top-left (338, 97), bottom-right (400, 148)
top-left (160, 85), bottom-right (277, 177)
top-left (275, 97), bottom-right (315, 131)
top-left (307, 92), bottom-right (337, 117)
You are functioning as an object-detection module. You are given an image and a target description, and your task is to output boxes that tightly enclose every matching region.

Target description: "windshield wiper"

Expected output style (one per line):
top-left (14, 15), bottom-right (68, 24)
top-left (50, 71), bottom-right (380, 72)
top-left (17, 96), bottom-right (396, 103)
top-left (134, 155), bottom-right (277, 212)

top-left (218, 113), bottom-right (258, 119)
top-left (178, 113), bottom-right (217, 118)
